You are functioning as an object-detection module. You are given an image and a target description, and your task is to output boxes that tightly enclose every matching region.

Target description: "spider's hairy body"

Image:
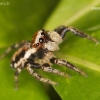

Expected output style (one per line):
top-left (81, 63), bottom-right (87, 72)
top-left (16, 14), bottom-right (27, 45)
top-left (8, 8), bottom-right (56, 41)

top-left (0, 25), bottom-right (98, 88)
top-left (11, 42), bottom-right (31, 68)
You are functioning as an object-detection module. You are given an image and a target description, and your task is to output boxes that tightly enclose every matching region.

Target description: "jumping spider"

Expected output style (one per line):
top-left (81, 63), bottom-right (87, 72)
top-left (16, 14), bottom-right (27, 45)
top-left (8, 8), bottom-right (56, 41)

top-left (0, 25), bottom-right (98, 88)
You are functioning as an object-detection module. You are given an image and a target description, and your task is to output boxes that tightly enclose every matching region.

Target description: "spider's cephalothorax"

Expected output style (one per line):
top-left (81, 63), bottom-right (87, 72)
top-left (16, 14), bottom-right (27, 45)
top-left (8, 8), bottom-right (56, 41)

top-left (0, 25), bottom-right (98, 88)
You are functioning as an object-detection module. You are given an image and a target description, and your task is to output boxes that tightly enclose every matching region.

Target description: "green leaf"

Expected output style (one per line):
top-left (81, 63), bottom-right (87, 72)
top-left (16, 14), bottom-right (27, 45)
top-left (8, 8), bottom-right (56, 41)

top-left (44, 0), bottom-right (100, 100)
top-left (1, 0), bottom-right (100, 100)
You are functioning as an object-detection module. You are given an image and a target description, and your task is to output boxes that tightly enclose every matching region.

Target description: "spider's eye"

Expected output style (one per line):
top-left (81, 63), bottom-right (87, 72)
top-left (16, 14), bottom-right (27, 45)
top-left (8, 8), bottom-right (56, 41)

top-left (41, 32), bottom-right (45, 37)
top-left (39, 38), bottom-right (44, 43)
top-left (36, 43), bottom-right (39, 46)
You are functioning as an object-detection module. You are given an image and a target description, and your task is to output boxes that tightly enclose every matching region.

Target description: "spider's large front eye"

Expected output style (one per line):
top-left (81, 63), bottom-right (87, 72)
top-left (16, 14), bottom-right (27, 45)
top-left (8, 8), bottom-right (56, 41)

top-left (39, 38), bottom-right (44, 43)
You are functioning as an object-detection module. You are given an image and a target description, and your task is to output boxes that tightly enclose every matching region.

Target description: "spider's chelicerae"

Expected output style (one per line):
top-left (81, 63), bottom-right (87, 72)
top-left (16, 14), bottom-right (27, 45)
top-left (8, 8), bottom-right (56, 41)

top-left (0, 26), bottom-right (98, 88)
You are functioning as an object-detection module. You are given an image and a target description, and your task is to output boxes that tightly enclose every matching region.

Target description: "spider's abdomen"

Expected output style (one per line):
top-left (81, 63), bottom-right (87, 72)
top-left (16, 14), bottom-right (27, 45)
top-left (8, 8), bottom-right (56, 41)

top-left (10, 42), bottom-right (36, 69)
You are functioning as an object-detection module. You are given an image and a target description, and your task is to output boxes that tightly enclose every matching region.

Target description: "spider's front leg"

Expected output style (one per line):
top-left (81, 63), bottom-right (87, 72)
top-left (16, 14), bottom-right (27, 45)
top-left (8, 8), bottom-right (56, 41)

top-left (54, 25), bottom-right (98, 43)
top-left (50, 58), bottom-right (87, 77)
top-left (26, 62), bottom-right (57, 85)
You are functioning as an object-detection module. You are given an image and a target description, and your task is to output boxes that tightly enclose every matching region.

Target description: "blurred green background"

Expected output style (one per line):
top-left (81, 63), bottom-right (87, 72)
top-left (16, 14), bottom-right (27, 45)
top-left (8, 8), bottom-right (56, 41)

top-left (0, 0), bottom-right (100, 100)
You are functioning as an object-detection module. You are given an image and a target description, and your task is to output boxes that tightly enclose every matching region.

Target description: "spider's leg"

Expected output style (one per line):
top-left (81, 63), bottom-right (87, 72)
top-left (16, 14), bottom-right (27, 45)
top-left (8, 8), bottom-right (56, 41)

top-left (26, 64), bottom-right (58, 85)
top-left (50, 58), bottom-right (87, 77)
top-left (54, 25), bottom-right (98, 43)
top-left (41, 63), bottom-right (70, 78)
top-left (0, 40), bottom-right (29, 60)
top-left (14, 68), bottom-right (22, 89)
